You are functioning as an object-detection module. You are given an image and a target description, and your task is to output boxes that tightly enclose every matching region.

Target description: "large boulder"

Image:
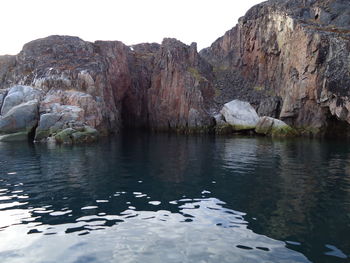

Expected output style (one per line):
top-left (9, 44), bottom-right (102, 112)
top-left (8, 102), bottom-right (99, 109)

top-left (220, 100), bottom-right (259, 130)
top-left (255, 116), bottom-right (297, 137)
top-left (1, 85), bottom-right (43, 115)
top-left (0, 100), bottom-right (39, 141)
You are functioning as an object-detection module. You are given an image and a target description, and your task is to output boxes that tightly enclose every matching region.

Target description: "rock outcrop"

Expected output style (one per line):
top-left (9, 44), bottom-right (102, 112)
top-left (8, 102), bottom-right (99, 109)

top-left (148, 39), bottom-right (214, 131)
top-left (200, 0), bottom-right (350, 136)
top-left (0, 36), bottom-right (215, 142)
top-left (0, 0), bottom-right (349, 141)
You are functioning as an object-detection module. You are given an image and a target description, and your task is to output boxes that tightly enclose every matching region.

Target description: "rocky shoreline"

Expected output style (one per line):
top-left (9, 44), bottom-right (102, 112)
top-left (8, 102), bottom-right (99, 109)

top-left (0, 0), bottom-right (349, 143)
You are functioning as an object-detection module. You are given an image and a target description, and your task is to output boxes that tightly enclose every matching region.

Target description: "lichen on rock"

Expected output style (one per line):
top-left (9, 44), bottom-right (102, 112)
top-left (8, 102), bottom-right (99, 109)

top-left (54, 126), bottom-right (98, 144)
top-left (255, 116), bottom-right (297, 137)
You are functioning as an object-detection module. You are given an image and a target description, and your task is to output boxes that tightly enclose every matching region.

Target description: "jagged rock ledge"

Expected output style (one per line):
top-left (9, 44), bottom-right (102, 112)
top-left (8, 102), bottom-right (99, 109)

top-left (0, 0), bottom-right (349, 143)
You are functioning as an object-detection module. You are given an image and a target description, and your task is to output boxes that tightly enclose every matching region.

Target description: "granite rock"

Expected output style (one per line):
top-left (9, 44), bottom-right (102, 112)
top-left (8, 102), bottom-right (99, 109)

top-left (220, 100), bottom-right (259, 130)
top-left (200, 0), bottom-right (350, 136)
top-left (1, 85), bottom-right (43, 115)
top-left (255, 116), bottom-right (297, 137)
top-left (0, 100), bottom-right (39, 139)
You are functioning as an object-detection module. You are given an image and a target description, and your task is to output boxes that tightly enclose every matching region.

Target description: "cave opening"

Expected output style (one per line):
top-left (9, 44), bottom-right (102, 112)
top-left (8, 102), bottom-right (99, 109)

top-left (120, 95), bottom-right (149, 132)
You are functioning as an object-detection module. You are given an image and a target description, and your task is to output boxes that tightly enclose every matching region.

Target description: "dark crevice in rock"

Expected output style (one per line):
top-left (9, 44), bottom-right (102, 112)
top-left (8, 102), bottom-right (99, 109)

top-left (0, 90), bottom-right (8, 114)
top-left (28, 122), bottom-right (38, 143)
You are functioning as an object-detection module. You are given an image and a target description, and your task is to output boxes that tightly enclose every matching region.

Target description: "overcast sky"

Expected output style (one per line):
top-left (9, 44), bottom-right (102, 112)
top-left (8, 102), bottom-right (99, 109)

top-left (0, 0), bottom-right (264, 55)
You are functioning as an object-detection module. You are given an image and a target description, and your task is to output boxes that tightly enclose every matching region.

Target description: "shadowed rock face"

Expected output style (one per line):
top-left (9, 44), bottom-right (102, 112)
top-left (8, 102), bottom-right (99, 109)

top-left (0, 0), bottom-right (350, 140)
top-left (200, 0), bottom-right (350, 135)
top-left (148, 39), bottom-right (215, 130)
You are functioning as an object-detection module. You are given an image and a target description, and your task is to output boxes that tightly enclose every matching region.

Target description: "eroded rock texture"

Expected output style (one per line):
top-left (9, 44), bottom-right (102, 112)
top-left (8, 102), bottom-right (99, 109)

top-left (0, 0), bottom-right (350, 141)
top-left (148, 39), bottom-right (214, 130)
top-left (0, 35), bottom-right (215, 141)
top-left (200, 0), bottom-right (350, 136)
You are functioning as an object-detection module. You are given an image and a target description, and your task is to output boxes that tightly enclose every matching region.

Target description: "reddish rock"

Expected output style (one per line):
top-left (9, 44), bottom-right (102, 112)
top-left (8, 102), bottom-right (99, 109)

top-left (200, 0), bottom-right (350, 135)
top-left (1, 0), bottom-right (350, 140)
top-left (148, 39), bottom-right (215, 130)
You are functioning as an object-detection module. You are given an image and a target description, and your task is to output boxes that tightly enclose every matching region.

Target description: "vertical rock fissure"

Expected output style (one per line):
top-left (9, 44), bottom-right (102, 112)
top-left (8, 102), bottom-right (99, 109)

top-left (28, 122), bottom-right (38, 142)
top-left (0, 90), bottom-right (8, 114)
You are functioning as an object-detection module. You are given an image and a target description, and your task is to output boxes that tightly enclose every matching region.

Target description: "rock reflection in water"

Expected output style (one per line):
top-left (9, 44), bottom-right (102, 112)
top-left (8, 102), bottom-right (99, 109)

top-left (0, 134), bottom-right (349, 263)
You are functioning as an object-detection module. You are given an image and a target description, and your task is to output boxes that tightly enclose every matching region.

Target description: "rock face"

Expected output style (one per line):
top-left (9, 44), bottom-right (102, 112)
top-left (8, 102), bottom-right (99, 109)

top-left (255, 116), bottom-right (296, 137)
top-left (201, 0), bottom-right (350, 136)
top-left (0, 100), bottom-right (39, 141)
top-left (1, 85), bottom-right (43, 115)
top-left (148, 39), bottom-right (214, 130)
top-left (0, 36), bottom-right (215, 141)
top-left (220, 100), bottom-right (259, 130)
top-left (1, 0), bottom-right (350, 140)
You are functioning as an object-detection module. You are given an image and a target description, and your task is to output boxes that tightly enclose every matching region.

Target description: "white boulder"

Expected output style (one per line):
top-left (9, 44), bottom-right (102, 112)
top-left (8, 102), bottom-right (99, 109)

top-left (220, 100), bottom-right (259, 130)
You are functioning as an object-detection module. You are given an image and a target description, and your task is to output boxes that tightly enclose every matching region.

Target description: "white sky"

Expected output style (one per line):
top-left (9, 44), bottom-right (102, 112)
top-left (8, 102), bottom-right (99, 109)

top-left (0, 0), bottom-right (264, 55)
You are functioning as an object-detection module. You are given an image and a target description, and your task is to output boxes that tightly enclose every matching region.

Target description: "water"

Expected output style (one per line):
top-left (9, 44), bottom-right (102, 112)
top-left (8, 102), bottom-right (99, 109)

top-left (0, 133), bottom-right (349, 263)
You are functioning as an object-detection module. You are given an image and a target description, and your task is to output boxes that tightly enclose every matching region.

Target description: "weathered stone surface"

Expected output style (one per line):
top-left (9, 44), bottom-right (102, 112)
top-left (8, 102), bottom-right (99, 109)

top-left (40, 90), bottom-right (103, 127)
top-left (0, 100), bottom-right (39, 137)
top-left (0, 35), bottom-right (216, 141)
top-left (54, 126), bottom-right (98, 144)
top-left (1, 85), bottom-right (43, 115)
top-left (0, 132), bottom-right (29, 142)
top-left (1, 0), bottom-right (350, 140)
top-left (255, 116), bottom-right (297, 137)
top-left (71, 126), bottom-right (98, 144)
top-left (54, 128), bottom-right (76, 144)
top-left (34, 113), bottom-right (62, 141)
top-left (147, 39), bottom-right (215, 130)
top-left (0, 55), bottom-right (16, 88)
top-left (214, 113), bottom-right (226, 126)
top-left (220, 100), bottom-right (259, 130)
top-left (2, 36), bottom-right (123, 133)
top-left (200, 0), bottom-right (350, 136)
top-left (0, 89), bottom-right (8, 110)
top-left (257, 97), bottom-right (282, 118)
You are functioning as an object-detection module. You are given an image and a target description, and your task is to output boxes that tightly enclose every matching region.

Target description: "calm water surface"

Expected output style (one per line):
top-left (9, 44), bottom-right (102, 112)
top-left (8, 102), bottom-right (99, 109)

top-left (0, 133), bottom-right (349, 263)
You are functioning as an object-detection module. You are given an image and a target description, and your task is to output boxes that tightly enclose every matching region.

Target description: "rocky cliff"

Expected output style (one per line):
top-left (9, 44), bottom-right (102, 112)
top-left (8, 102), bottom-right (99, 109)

top-left (0, 36), bottom-right (215, 142)
top-left (0, 0), bottom-right (349, 142)
top-left (201, 0), bottom-right (350, 136)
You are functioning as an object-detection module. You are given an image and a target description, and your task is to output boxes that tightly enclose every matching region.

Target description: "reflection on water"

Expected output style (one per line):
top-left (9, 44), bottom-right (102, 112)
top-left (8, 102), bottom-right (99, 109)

top-left (0, 133), bottom-right (350, 263)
